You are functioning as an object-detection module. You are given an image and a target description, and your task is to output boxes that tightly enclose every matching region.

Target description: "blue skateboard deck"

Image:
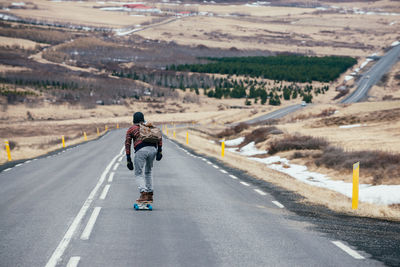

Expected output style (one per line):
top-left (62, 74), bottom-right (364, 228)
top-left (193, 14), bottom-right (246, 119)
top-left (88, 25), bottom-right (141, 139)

top-left (134, 202), bottom-right (153, 211)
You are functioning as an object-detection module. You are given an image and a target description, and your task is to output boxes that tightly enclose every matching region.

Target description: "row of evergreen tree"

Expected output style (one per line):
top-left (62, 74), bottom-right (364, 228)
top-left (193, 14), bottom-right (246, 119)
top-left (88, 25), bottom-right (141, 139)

top-left (112, 68), bottom-right (328, 105)
top-left (168, 55), bottom-right (356, 83)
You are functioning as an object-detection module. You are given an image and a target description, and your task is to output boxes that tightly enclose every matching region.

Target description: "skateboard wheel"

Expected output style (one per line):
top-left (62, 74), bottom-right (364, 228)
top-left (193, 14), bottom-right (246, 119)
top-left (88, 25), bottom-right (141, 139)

top-left (148, 205), bottom-right (153, 211)
top-left (134, 204), bottom-right (139, 210)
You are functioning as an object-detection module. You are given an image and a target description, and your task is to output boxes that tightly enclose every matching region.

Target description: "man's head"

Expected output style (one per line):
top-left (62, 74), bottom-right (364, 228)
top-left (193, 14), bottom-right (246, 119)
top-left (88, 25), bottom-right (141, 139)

top-left (133, 112), bottom-right (145, 124)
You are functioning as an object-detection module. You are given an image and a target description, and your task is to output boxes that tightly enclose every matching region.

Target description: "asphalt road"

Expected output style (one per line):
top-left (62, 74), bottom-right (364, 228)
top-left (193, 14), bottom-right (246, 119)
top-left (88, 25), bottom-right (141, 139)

top-left (341, 44), bottom-right (400, 103)
top-left (2, 129), bottom-right (398, 266)
top-left (231, 104), bottom-right (304, 126)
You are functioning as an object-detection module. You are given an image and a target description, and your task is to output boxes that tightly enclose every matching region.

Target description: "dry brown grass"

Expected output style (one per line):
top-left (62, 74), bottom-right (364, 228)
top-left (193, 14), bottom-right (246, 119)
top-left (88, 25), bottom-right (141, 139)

top-left (171, 127), bottom-right (400, 221)
top-left (0, 36), bottom-right (43, 50)
top-left (6, 0), bottom-right (153, 28)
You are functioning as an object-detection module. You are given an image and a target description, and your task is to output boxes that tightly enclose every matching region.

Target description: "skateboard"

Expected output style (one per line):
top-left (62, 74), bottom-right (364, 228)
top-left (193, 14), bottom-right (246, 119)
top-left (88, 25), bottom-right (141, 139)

top-left (133, 202), bottom-right (153, 211)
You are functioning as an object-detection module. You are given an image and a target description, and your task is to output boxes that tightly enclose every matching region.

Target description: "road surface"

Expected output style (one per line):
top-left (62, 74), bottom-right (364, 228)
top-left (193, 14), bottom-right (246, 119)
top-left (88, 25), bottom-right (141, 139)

top-left (1, 129), bottom-right (399, 266)
top-left (341, 44), bottom-right (400, 103)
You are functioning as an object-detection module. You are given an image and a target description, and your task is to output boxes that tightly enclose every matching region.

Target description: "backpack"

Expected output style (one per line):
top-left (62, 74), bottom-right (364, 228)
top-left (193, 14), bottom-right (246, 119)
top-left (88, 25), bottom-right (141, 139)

top-left (138, 122), bottom-right (162, 144)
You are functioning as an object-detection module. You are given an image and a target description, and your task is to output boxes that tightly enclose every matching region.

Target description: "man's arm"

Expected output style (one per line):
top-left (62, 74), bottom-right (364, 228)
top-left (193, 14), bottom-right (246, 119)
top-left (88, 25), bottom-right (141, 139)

top-left (157, 135), bottom-right (163, 152)
top-left (125, 129), bottom-right (132, 157)
top-left (125, 129), bottom-right (134, 170)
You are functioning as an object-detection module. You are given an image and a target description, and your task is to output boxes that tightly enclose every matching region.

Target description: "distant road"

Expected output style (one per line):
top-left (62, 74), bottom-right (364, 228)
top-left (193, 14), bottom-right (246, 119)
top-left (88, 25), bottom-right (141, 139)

top-left (341, 44), bottom-right (400, 103)
top-left (238, 43), bottom-right (400, 124)
top-left (244, 104), bottom-right (303, 124)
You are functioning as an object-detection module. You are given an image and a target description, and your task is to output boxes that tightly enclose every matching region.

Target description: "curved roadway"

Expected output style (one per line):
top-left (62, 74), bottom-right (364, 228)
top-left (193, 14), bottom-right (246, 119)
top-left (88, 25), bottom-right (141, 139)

top-left (341, 44), bottom-right (400, 103)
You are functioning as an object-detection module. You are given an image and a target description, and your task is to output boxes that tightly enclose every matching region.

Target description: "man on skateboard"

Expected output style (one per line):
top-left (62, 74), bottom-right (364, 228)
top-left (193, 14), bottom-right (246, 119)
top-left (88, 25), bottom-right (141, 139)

top-left (125, 112), bottom-right (163, 204)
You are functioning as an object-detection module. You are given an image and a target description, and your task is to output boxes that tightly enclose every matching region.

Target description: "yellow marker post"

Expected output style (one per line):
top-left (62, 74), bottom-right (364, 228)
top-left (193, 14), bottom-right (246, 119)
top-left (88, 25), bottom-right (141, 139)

top-left (84, 132), bottom-right (87, 141)
top-left (97, 128), bottom-right (100, 136)
top-left (62, 135), bottom-right (65, 148)
top-left (352, 162), bottom-right (360, 210)
top-left (166, 126), bottom-right (169, 136)
top-left (5, 141), bottom-right (12, 161)
top-left (173, 130), bottom-right (176, 139)
top-left (117, 123), bottom-right (119, 129)
top-left (105, 125), bottom-right (108, 132)
top-left (221, 139), bottom-right (225, 158)
top-left (186, 131), bottom-right (189, 144)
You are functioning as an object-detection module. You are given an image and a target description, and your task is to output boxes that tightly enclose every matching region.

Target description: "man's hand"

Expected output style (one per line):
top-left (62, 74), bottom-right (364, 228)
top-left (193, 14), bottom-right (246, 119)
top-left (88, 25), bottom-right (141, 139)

top-left (127, 155), bottom-right (134, 171)
top-left (156, 151), bottom-right (163, 161)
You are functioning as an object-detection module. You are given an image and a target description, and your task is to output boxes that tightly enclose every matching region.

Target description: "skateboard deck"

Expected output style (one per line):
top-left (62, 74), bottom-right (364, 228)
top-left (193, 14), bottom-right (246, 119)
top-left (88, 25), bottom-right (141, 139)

top-left (134, 202), bottom-right (153, 211)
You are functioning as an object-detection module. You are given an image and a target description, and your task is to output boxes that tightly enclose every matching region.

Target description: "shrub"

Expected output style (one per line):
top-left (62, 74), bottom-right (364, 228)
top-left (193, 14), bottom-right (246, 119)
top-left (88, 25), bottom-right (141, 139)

top-left (216, 122), bottom-right (249, 138)
top-left (240, 126), bottom-right (283, 148)
top-left (268, 134), bottom-right (328, 154)
top-left (315, 147), bottom-right (400, 185)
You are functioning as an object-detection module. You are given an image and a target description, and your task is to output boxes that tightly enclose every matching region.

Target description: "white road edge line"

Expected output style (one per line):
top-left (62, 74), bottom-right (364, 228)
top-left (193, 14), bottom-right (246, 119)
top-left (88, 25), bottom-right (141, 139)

top-left (240, 181), bottom-right (250, 186)
top-left (15, 163), bottom-right (22, 167)
top-left (3, 168), bottom-right (12, 172)
top-left (332, 241), bottom-right (365, 259)
top-left (212, 165), bottom-right (219, 169)
top-left (81, 207), bottom-right (101, 240)
top-left (44, 153), bottom-right (119, 267)
top-left (220, 169), bottom-right (227, 174)
top-left (99, 184), bottom-right (111, 200)
top-left (229, 174), bottom-right (238, 180)
top-left (272, 201), bottom-right (285, 209)
top-left (254, 189), bottom-right (267, 196)
top-left (66, 256), bottom-right (81, 267)
top-left (108, 172), bottom-right (115, 183)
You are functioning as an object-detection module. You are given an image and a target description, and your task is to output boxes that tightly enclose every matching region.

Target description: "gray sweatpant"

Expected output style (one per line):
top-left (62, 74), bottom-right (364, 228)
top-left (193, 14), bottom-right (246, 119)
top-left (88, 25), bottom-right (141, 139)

top-left (134, 146), bottom-right (157, 193)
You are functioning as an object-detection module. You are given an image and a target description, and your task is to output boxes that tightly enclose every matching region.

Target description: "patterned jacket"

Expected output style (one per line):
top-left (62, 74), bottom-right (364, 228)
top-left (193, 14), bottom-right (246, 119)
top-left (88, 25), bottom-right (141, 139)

top-left (125, 124), bottom-right (162, 155)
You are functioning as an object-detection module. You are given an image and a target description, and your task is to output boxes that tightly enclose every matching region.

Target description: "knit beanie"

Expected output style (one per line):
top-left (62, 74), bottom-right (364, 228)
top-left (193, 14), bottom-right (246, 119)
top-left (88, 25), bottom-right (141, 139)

top-left (133, 112), bottom-right (145, 124)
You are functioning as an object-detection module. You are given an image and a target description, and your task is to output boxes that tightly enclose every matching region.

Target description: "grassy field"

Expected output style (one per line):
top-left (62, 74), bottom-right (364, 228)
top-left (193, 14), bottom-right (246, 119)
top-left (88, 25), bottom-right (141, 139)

top-left (1, 0), bottom-right (400, 218)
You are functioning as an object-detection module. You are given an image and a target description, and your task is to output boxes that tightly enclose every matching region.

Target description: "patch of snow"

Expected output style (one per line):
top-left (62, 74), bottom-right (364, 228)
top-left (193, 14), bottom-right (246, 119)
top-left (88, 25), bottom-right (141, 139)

top-left (238, 142), bottom-right (267, 156)
top-left (225, 137), bottom-right (244, 146)
top-left (100, 7), bottom-right (130, 11)
top-left (229, 136), bottom-right (400, 205)
top-left (391, 41), bottom-right (400, 47)
top-left (339, 124), bottom-right (366, 129)
top-left (251, 155), bottom-right (400, 205)
top-left (12, 2), bottom-right (25, 6)
top-left (344, 75), bottom-right (353, 81)
top-left (360, 58), bottom-right (373, 69)
top-left (115, 28), bottom-right (142, 36)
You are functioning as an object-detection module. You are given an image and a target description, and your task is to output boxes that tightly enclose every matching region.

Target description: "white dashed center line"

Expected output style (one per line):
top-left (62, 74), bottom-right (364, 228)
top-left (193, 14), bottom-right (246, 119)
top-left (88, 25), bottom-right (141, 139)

top-left (272, 201), bottom-right (285, 209)
top-left (212, 165), bottom-right (219, 169)
top-left (81, 207), bottom-right (102, 240)
top-left (220, 169), bottom-right (227, 174)
top-left (108, 172), bottom-right (115, 183)
top-left (99, 184), bottom-right (111, 200)
top-left (332, 241), bottom-right (365, 259)
top-left (113, 162), bottom-right (119, 171)
top-left (66, 257), bottom-right (80, 267)
top-left (45, 152), bottom-right (119, 267)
